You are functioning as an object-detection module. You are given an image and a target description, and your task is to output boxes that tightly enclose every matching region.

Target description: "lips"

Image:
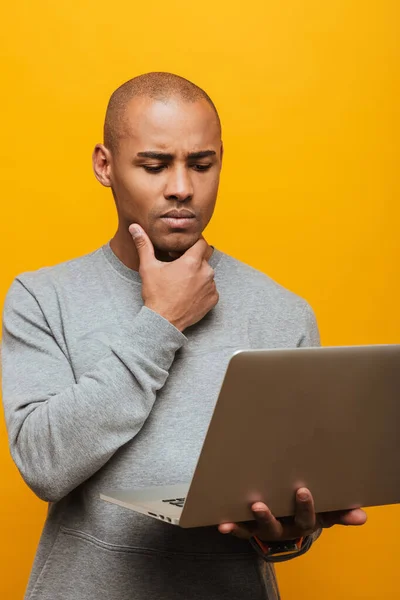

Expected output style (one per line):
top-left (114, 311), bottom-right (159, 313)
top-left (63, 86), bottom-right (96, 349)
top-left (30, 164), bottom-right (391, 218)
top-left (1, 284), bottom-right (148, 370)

top-left (161, 210), bottom-right (195, 219)
top-left (160, 210), bottom-right (196, 230)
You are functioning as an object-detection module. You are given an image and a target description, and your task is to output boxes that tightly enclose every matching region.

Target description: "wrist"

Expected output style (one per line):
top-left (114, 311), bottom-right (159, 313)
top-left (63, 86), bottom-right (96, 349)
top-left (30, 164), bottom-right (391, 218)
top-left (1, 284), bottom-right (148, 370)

top-left (249, 535), bottom-right (315, 563)
top-left (144, 304), bottom-right (186, 332)
top-left (252, 536), bottom-right (304, 557)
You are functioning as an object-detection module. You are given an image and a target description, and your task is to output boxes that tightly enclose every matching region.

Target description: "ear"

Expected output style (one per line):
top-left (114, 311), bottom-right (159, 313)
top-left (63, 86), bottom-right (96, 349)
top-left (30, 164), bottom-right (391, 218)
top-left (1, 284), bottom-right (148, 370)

top-left (220, 141), bottom-right (224, 167)
top-left (92, 144), bottom-right (112, 187)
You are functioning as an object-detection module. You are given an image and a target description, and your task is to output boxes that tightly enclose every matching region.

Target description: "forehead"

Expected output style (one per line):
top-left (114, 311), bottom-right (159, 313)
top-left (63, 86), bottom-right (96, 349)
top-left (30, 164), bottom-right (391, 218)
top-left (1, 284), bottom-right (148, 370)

top-left (120, 96), bottom-right (221, 153)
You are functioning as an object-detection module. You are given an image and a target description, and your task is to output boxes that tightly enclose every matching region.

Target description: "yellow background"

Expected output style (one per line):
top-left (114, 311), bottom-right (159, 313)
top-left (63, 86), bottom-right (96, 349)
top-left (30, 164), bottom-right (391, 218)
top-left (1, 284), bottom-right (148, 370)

top-left (1, 1), bottom-right (399, 598)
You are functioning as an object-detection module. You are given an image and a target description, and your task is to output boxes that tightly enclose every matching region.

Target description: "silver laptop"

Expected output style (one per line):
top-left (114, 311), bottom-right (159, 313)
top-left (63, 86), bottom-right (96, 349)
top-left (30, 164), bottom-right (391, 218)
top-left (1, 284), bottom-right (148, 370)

top-left (100, 345), bottom-right (400, 527)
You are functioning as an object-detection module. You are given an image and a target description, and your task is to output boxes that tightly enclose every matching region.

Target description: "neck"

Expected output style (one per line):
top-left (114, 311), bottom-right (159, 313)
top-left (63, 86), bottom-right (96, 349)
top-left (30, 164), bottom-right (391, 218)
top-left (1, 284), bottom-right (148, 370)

top-left (109, 229), bottom-right (140, 271)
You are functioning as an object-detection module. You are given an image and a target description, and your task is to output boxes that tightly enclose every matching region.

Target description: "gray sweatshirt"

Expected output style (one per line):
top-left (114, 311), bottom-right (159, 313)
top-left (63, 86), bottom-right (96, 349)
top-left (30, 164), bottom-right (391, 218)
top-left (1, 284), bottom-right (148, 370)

top-left (1, 244), bottom-right (320, 600)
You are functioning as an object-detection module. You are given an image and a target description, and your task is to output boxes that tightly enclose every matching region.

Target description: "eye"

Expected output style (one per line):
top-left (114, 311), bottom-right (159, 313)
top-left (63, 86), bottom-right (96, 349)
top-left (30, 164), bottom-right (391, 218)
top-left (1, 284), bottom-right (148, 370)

top-left (142, 165), bottom-right (166, 173)
top-left (192, 164), bottom-right (212, 172)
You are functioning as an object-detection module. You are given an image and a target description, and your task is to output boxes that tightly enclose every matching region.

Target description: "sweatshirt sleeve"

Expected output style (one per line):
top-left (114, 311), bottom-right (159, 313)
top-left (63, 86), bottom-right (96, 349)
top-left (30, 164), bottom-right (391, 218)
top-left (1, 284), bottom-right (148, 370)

top-left (298, 302), bottom-right (321, 348)
top-left (1, 278), bottom-right (186, 503)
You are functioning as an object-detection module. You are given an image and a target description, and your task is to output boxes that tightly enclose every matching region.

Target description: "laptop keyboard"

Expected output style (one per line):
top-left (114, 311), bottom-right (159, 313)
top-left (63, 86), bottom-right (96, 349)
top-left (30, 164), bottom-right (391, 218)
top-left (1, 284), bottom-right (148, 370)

top-left (162, 497), bottom-right (186, 508)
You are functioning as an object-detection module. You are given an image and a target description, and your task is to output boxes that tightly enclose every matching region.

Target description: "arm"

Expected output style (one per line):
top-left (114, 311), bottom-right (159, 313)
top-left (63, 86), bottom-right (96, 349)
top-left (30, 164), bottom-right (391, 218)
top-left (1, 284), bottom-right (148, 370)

top-left (1, 278), bottom-right (186, 503)
top-left (219, 301), bottom-right (366, 560)
top-left (260, 301), bottom-right (322, 561)
top-left (290, 302), bottom-right (322, 560)
top-left (250, 524), bottom-right (322, 564)
top-left (2, 227), bottom-right (218, 505)
top-left (298, 301), bottom-right (321, 348)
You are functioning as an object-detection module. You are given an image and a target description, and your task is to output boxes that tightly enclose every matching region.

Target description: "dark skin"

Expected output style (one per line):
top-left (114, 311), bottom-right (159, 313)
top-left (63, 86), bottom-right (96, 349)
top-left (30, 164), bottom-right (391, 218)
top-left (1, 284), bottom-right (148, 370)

top-left (93, 95), bottom-right (368, 544)
top-left (93, 95), bottom-right (221, 269)
top-left (218, 488), bottom-right (367, 542)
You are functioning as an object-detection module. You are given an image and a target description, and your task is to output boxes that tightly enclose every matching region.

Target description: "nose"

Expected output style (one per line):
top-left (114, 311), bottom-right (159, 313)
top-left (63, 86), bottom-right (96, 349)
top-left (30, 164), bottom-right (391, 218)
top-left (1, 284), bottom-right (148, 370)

top-left (164, 165), bottom-right (194, 203)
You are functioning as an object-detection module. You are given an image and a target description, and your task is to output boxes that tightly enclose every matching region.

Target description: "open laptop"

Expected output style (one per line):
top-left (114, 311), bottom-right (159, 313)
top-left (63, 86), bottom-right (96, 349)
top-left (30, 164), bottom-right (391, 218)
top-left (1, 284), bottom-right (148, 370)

top-left (100, 345), bottom-right (400, 527)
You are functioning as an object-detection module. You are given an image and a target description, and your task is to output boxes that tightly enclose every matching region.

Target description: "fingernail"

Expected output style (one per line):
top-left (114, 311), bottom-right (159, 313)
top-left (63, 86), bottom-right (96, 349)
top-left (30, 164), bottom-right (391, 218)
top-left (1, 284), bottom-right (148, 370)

top-left (220, 527), bottom-right (231, 534)
top-left (130, 225), bottom-right (141, 239)
top-left (254, 509), bottom-right (267, 516)
top-left (298, 491), bottom-right (309, 501)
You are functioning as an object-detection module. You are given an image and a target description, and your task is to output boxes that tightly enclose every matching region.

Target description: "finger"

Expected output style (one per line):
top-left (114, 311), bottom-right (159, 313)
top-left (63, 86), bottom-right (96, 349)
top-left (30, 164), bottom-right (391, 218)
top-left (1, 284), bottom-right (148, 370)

top-left (251, 502), bottom-right (283, 539)
top-left (207, 266), bottom-right (215, 282)
top-left (294, 488), bottom-right (316, 532)
top-left (218, 523), bottom-right (253, 540)
top-left (129, 224), bottom-right (156, 267)
top-left (320, 508), bottom-right (368, 528)
top-left (184, 237), bottom-right (209, 261)
top-left (342, 509), bottom-right (368, 526)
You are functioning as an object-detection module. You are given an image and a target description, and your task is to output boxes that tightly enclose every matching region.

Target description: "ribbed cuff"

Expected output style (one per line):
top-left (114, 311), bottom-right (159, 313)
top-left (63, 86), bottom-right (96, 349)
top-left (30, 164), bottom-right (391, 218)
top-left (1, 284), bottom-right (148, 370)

top-left (112, 306), bottom-right (187, 372)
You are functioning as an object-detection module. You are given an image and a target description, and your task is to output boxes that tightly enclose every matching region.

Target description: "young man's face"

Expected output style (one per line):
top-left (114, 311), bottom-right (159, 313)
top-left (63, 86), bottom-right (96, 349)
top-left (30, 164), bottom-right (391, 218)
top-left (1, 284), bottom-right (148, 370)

top-left (99, 96), bottom-right (222, 256)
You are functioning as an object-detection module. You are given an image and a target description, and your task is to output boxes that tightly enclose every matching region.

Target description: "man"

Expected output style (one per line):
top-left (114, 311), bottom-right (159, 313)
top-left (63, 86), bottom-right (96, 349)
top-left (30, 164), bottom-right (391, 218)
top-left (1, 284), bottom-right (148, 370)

top-left (2, 72), bottom-right (366, 600)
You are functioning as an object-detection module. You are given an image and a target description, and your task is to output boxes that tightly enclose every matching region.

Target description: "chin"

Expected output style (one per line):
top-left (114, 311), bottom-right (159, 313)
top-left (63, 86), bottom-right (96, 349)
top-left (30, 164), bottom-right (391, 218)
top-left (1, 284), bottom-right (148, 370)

top-left (154, 232), bottom-right (200, 254)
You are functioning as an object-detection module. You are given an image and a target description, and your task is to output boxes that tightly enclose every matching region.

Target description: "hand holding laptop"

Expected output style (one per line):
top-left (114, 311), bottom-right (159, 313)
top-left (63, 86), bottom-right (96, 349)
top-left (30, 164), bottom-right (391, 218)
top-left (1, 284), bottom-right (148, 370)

top-left (101, 345), bottom-right (400, 530)
top-left (218, 486), bottom-right (367, 541)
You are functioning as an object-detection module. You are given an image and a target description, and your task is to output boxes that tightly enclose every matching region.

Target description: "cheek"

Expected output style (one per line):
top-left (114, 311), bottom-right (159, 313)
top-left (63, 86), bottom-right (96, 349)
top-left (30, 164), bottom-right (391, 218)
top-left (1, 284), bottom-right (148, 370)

top-left (197, 175), bottom-right (219, 213)
top-left (117, 170), bottom-right (151, 199)
top-left (113, 170), bottom-right (161, 213)
top-left (206, 169), bottom-right (220, 194)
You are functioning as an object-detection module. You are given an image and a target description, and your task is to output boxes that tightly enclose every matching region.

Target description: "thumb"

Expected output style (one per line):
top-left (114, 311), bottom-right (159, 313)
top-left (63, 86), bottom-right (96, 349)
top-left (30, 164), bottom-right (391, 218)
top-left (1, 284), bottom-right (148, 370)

top-left (128, 224), bottom-right (156, 266)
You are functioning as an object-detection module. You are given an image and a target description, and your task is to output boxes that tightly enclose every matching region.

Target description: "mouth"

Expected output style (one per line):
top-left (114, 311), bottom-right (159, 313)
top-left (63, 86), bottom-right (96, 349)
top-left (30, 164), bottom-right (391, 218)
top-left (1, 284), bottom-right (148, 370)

top-left (160, 210), bottom-right (196, 231)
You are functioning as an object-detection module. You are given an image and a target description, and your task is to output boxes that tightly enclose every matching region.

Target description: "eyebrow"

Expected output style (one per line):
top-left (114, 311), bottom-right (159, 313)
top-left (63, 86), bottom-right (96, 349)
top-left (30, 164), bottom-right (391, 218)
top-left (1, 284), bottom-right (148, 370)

top-left (136, 150), bottom-right (216, 160)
